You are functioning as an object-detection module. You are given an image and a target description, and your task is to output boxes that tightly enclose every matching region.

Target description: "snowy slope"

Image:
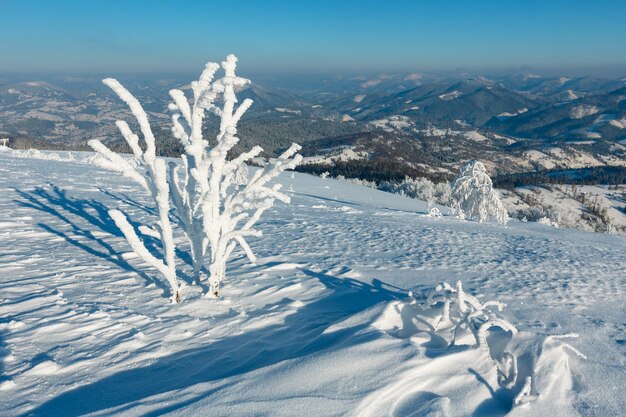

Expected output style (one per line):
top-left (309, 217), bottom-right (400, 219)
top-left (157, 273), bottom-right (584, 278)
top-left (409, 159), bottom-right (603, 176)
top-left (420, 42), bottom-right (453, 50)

top-left (0, 151), bottom-right (625, 416)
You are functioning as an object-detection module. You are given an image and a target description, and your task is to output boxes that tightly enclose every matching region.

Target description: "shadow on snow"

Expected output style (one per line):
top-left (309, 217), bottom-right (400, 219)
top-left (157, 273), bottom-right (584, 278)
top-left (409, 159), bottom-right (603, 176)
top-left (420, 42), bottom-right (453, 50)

top-left (12, 186), bottom-right (512, 416)
top-left (13, 185), bottom-right (203, 296)
top-left (23, 269), bottom-right (404, 416)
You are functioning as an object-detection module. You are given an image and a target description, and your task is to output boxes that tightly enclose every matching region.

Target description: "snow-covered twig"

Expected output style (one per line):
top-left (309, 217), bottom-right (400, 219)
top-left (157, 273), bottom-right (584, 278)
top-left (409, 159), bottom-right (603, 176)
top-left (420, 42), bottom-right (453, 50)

top-left (514, 377), bottom-right (533, 405)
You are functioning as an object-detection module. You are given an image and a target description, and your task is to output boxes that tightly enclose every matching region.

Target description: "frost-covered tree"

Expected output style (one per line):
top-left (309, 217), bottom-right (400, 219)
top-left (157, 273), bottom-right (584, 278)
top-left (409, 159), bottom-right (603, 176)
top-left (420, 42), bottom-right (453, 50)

top-left (166, 55), bottom-right (302, 296)
top-left (452, 161), bottom-right (508, 224)
top-left (378, 177), bottom-right (452, 207)
top-left (434, 182), bottom-right (453, 206)
top-left (90, 54), bottom-right (301, 300)
top-left (379, 176), bottom-right (434, 203)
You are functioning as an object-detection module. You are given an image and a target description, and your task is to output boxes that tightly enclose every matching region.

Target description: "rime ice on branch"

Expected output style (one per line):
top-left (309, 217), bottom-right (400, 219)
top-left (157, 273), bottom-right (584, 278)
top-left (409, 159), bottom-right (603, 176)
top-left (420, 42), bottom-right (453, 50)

top-left (88, 79), bottom-right (180, 302)
top-left (452, 160), bottom-right (508, 224)
top-left (90, 54), bottom-right (302, 300)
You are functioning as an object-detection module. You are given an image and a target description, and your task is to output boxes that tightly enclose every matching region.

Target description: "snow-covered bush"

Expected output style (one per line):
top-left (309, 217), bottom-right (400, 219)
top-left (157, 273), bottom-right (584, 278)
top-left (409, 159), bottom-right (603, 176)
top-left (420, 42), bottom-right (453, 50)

top-left (334, 175), bottom-right (453, 208)
top-left (538, 216), bottom-right (559, 227)
top-left (12, 148), bottom-right (76, 162)
top-left (378, 176), bottom-right (452, 207)
top-left (90, 55), bottom-right (302, 300)
top-left (514, 205), bottom-right (550, 223)
top-left (413, 281), bottom-right (584, 408)
top-left (508, 192), bottom-right (583, 230)
top-left (420, 280), bottom-right (515, 348)
top-left (434, 182), bottom-right (453, 206)
top-left (166, 55), bottom-right (302, 296)
top-left (427, 206), bottom-right (443, 218)
top-left (451, 161), bottom-right (508, 224)
top-left (335, 175), bottom-right (377, 189)
top-left (380, 176), bottom-right (435, 203)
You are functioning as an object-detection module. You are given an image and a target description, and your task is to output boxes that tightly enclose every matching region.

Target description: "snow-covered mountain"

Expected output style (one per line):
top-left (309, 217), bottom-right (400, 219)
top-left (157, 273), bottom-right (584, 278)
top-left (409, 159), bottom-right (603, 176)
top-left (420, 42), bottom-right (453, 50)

top-left (2, 73), bottom-right (625, 188)
top-left (0, 150), bottom-right (624, 416)
top-left (487, 86), bottom-right (626, 142)
top-left (0, 77), bottom-right (172, 147)
top-left (330, 79), bottom-right (539, 127)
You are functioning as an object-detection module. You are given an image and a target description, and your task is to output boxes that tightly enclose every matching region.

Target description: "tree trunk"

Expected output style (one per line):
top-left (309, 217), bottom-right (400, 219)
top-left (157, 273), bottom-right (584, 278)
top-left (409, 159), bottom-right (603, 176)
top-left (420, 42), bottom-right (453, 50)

top-left (190, 223), bottom-right (204, 283)
top-left (208, 258), bottom-right (225, 297)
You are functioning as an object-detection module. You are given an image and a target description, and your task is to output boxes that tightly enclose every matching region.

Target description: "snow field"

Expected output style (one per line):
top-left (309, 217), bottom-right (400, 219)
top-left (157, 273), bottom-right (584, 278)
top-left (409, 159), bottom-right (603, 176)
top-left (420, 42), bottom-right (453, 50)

top-left (0, 152), bottom-right (624, 416)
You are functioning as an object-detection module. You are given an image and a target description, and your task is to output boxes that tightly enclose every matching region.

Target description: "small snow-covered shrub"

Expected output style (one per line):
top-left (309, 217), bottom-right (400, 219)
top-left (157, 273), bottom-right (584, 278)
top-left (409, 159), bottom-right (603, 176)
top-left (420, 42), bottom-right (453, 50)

top-left (412, 281), bottom-right (585, 408)
top-left (452, 161), bottom-right (508, 224)
top-left (334, 175), bottom-right (453, 209)
top-left (420, 281), bottom-right (517, 387)
top-left (13, 149), bottom-right (68, 162)
top-left (427, 206), bottom-right (443, 219)
top-left (90, 55), bottom-right (302, 300)
top-left (335, 175), bottom-right (377, 189)
top-left (166, 55), bottom-right (302, 297)
top-left (434, 182), bottom-right (453, 206)
top-left (379, 177), bottom-right (452, 207)
top-left (420, 281), bottom-right (515, 348)
top-left (513, 205), bottom-right (550, 223)
top-left (380, 176), bottom-right (435, 203)
top-left (509, 197), bottom-right (582, 230)
top-left (538, 216), bottom-right (558, 227)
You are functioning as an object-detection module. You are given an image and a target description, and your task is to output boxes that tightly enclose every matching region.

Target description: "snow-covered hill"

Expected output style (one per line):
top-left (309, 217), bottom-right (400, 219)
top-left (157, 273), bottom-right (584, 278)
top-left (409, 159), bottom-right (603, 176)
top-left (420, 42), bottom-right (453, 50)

top-left (0, 151), bottom-right (624, 416)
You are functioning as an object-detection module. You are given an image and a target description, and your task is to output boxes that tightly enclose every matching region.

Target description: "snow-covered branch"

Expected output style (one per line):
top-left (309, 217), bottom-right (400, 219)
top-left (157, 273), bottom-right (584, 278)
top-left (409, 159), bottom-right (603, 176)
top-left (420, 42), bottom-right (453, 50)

top-left (89, 78), bottom-right (180, 302)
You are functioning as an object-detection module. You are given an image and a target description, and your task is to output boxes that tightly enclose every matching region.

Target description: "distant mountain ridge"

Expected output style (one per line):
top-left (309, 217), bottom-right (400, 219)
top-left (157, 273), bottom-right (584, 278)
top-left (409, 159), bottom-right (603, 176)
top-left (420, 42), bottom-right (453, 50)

top-left (1, 71), bottom-right (625, 181)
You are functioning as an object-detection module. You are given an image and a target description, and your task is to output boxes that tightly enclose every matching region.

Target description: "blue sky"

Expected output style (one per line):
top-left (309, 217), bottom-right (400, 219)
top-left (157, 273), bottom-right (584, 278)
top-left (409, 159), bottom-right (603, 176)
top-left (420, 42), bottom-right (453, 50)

top-left (1, 0), bottom-right (625, 75)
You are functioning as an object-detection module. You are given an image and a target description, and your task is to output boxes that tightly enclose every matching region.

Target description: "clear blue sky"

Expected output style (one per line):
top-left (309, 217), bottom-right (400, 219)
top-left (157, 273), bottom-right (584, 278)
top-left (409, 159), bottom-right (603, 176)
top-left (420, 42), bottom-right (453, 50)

top-left (1, 0), bottom-right (625, 75)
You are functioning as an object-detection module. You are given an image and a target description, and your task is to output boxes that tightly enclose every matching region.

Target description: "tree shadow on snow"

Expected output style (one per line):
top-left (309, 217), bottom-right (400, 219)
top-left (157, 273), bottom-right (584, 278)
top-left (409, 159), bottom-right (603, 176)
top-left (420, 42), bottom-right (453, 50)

top-left (0, 331), bottom-right (7, 386)
top-left (24, 269), bottom-right (405, 417)
top-left (12, 186), bottom-right (198, 296)
top-left (98, 187), bottom-right (157, 217)
top-left (295, 192), bottom-right (429, 216)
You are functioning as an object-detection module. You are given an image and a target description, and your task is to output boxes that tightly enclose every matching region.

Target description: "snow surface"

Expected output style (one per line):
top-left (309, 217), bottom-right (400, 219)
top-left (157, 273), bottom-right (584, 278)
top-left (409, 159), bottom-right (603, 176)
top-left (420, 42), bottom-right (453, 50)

top-left (274, 107), bottom-right (301, 115)
top-left (609, 117), bottom-right (626, 129)
top-left (569, 106), bottom-right (600, 120)
top-left (497, 108), bottom-right (528, 118)
top-left (463, 131), bottom-right (488, 142)
top-left (0, 151), bottom-right (625, 416)
top-left (370, 116), bottom-right (414, 132)
top-left (439, 91), bottom-right (462, 101)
